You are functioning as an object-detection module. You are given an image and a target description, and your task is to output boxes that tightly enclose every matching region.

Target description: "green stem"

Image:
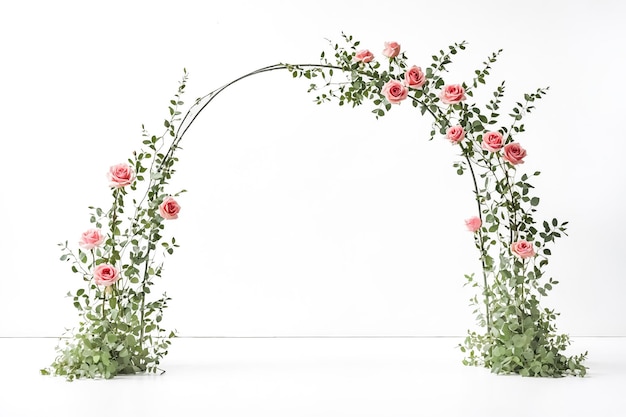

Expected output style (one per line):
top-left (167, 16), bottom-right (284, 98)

top-left (405, 98), bottom-right (491, 332)
top-left (108, 188), bottom-right (121, 265)
top-left (520, 285), bottom-right (525, 332)
top-left (461, 146), bottom-right (491, 332)
top-left (496, 158), bottom-right (518, 244)
top-left (138, 246), bottom-right (152, 355)
top-left (158, 63), bottom-right (346, 174)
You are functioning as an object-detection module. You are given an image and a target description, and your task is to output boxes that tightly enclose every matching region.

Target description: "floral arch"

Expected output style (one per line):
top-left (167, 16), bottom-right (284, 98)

top-left (42, 34), bottom-right (587, 380)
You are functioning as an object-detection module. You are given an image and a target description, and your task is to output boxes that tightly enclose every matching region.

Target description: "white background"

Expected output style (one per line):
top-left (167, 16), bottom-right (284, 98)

top-left (1, 0), bottom-right (624, 337)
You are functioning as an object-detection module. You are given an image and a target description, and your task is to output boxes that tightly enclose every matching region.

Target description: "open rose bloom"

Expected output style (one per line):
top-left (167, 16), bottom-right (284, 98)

top-left (108, 163), bottom-right (136, 188)
top-left (382, 80), bottom-right (408, 104)
top-left (446, 125), bottom-right (465, 144)
top-left (354, 49), bottom-right (374, 63)
top-left (159, 196), bottom-right (181, 220)
top-left (79, 228), bottom-right (105, 250)
top-left (503, 142), bottom-right (527, 165)
top-left (511, 240), bottom-right (536, 259)
top-left (382, 41), bottom-right (401, 58)
top-left (465, 216), bottom-right (482, 232)
top-left (94, 263), bottom-right (120, 286)
top-left (439, 84), bottom-right (466, 104)
top-left (481, 131), bottom-right (504, 152)
top-left (405, 66), bottom-right (425, 89)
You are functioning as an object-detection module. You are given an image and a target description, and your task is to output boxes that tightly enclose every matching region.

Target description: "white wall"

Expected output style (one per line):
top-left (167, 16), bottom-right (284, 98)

top-left (1, 0), bottom-right (624, 337)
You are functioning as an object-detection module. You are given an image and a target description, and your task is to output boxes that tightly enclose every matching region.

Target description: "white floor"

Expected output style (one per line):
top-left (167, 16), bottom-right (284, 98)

top-left (1, 337), bottom-right (624, 417)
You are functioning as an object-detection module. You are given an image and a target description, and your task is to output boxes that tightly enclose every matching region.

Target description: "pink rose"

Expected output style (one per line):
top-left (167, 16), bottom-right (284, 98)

top-left (503, 142), bottom-right (527, 165)
top-left (108, 163), bottom-right (135, 188)
top-left (439, 84), bottom-right (466, 104)
top-left (79, 228), bottom-right (105, 250)
top-left (446, 125), bottom-right (465, 144)
top-left (94, 263), bottom-right (119, 286)
top-left (481, 131), bottom-right (503, 152)
top-left (465, 216), bottom-right (482, 233)
top-left (382, 41), bottom-right (401, 58)
top-left (405, 66), bottom-right (426, 89)
top-left (382, 80), bottom-right (408, 104)
top-left (511, 240), bottom-right (536, 259)
top-left (159, 196), bottom-right (181, 220)
top-left (354, 49), bottom-right (374, 63)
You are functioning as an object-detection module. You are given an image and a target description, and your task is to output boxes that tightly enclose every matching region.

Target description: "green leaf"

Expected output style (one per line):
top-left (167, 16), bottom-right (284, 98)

top-left (126, 334), bottom-right (137, 346)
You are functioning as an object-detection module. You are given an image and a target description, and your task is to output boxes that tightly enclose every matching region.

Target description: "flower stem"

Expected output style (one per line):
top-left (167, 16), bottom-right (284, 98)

top-left (463, 150), bottom-right (491, 332)
top-left (496, 159), bottom-right (518, 244)
top-left (520, 287), bottom-right (525, 332)
top-left (157, 63), bottom-right (350, 174)
top-left (138, 247), bottom-right (151, 356)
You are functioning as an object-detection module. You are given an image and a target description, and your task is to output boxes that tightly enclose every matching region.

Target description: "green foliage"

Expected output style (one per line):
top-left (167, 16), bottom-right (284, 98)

top-left (290, 34), bottom-right (587, 377)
